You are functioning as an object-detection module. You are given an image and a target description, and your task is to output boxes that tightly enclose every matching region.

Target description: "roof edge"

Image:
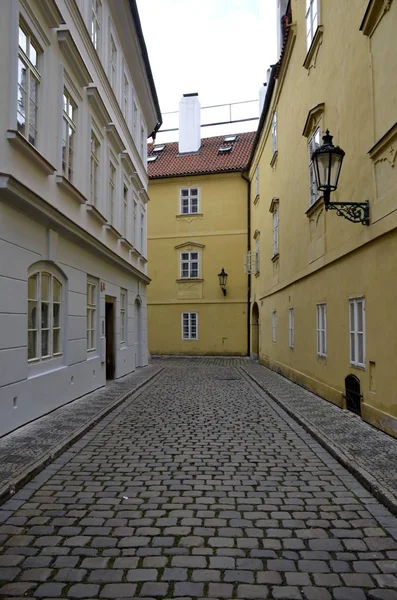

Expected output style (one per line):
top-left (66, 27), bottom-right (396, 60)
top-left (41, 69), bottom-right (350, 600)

top-left (149, 168), bottom-right (246, 180)
top-left (247, 63), bottom-right (278, 170)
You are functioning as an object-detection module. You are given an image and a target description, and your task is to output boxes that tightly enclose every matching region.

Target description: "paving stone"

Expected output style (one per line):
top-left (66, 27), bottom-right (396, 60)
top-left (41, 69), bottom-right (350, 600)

top-left (0, 567), bottom-right (20, 581)
top-left (68, 583), bottom-right (100, 598)
top-left (34, 582), bottom-right (66, 597)
top-left (334, 588), bottom-right (367, 600)
top-left (174, 582), bottom-right (204, 596)
top-left (141, 582), bottom-right (169, 596)
top-left (236, 584), bottom-right (269, 598)
top-left (368, 591), bottom-right (397, 600)
top-left (208, 582), bottom-right (234, 598)
top-left (99, 583), bottom-right (137, 598)
top-left (272, 586), bottom-right (302, 599)
top-left (87, 569), bottom-right (124, 583)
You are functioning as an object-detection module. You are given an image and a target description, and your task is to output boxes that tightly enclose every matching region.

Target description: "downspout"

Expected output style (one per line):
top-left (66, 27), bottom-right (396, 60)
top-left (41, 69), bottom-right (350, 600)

top-left (241, 170), bottom-right (251, 357)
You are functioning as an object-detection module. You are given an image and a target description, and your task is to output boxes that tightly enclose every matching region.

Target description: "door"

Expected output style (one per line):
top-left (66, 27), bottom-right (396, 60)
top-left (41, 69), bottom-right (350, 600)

top-left (135, 298), bottom-right (143, 367)
top-left (251, 303), bottom-right (260, 358)
top-left (105, 299), bottom-right (115, 379)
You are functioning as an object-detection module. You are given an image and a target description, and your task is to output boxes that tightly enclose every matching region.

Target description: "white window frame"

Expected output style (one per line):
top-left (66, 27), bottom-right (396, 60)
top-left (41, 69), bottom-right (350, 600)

top-left (109, 159), bottom-right (117, 227)
top-left (180, 187), bottom-right (199, 215)
top-left (140, 209), bottom-right (145, 254)
top-left (182, 312), bottom-right (198, 340)
top-left (90, 130), bottom-right (100, 206)
top-left (91, 0), bottom-right (101, 52)
top-left (122, 181), bottom-right (129, 238)
top-left (271, 112), bottom-right (277, 155)
top-left (120, 288), bottom-right (127, 346)
top-left (87, 279), bottom-right (97, 352)
top-left (140, 123), bottom-right (145, 158)
top-left (255, 166), bottom-right (259, 198)
top-left (122, 70), bottom-right (129, 120)
top-left (289, 308), bottom-right (294, 348)
top-left (109, 34), bottom-right (117, 91)
top-left (180, 251), bottom-right (200, 279)
top-left (272, 311), bottom-right (277, 343)
top-left (308, 127), bottom-right (321, 206)
top-left (132, 100), bottom-right (138, 140)
top-left (28, 270), bottom-right (63, 362)
top-left (62, 89), bottom-right (77, 182)
top-left (273, 205), bottom-right (279, 257)
top-left (306, 0), bottom-right (319, 50)
top-left (18, 20), bottom-right (41, 147)
top-left (132, 198), bottom-right (137, 246)
top-left (316, 303), bottom-right (327, 357)
top-left (349, 297), bottom-right (366, 368)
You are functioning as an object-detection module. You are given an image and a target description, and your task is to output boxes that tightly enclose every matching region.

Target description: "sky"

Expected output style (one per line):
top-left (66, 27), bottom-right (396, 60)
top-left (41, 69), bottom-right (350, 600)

top-left (136, 0), bottom-right (278, 142)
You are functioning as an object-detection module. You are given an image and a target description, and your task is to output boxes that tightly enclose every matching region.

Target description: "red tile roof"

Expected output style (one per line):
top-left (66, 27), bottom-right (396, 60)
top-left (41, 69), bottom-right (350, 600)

top-left (147, 131), bottom-right (256, 179)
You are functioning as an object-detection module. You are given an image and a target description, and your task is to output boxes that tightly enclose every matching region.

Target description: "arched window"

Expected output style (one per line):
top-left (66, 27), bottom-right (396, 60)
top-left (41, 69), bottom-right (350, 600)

top-left (28, 271), bottom-right (63, 361)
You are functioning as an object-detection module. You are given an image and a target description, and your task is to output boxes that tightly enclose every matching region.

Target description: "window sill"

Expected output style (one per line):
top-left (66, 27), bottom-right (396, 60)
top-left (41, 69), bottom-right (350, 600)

top-left (350, 363), bottom-right (366, 371)
top-left (271, 253), bottom-right (280, 262)
top-left (254, 271), bottom-right (260, 278)
top-left (104, 223), bottom-right (122, 238)
top-left (119, 237), bottom-right (134, 251)
top-left (270, 150), bottom-right (278, 168)
top-left (56, 175), bottom-right (86, 204)
top-left (306, 196), bottom-right (324, 217)
top-left (303, 25), bottom-right (324, 71)
top-left (86, 203), bottom-right (107, 225)
top-left (7, 130), bottom-right (56, 175)
top-left (176, 213), bottom-right (203, 219)
top-left (177, 278), bottom-right (203, 283)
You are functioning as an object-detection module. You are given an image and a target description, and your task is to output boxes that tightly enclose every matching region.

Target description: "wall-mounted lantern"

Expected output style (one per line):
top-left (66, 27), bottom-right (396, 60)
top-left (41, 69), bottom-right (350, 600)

top-left (311, 130), bottom-right (370, 226)
top-left (217, 268), bottom-right (228, 296)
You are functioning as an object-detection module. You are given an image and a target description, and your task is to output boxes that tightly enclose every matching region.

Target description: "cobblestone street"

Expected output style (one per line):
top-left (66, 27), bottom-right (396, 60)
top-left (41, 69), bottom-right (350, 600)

top-left (1, 361), bottom-right (397, 600)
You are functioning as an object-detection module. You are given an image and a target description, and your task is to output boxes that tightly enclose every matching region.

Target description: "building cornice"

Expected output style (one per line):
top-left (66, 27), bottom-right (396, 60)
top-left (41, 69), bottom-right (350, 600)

top-left (360, 0), bottom-right (394, 36)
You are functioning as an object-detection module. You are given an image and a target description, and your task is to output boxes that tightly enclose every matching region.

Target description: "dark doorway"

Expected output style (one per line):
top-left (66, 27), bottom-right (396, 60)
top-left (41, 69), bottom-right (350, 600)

top-left (251, 303), bottom-right (260, 359)
top-left (345, 374), bottom-right (362, 415)
top-left (105, 298), bottom-right (115, 379)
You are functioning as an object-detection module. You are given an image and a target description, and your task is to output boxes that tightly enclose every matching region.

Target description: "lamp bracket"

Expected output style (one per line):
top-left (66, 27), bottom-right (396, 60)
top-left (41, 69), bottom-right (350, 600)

top-left (325, 200), bottom-right (370, 226)
top-left (222, 288), bottom-right (227, 296)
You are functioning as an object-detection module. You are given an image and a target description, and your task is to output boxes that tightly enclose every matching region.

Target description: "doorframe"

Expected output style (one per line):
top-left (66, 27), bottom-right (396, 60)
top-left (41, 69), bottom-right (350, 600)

top-left (105, 295), bottom-right (116, 379)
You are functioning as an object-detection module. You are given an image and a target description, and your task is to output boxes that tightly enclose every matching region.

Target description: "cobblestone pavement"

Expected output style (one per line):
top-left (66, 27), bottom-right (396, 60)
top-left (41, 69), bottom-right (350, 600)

top-left (0, 364), bottom-right (163, 499)
top-left (241, 362), bottom-right (397, 507)
top-left (1, 360), bottom-right (397, 599)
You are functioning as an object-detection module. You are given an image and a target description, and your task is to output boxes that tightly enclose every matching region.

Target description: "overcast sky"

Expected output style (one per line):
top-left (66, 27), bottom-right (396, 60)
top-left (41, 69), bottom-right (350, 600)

top-left (136, 0), bottom-right (278, 141)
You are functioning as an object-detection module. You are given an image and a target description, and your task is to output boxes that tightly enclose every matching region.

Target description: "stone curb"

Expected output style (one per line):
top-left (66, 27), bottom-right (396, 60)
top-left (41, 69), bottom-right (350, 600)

top-left (0, 366), bottom-right (165, 506)
top-left (241, 366), bottom-right (397, 517)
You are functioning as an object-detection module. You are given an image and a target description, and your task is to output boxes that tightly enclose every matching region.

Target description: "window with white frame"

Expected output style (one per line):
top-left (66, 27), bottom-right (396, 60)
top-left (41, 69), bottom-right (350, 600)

top-left (289, 308), bottom-right (294, 348)
top-left (255, 166), bottom-right (260, 198)
top-left (132, 101), bottom-right (138, 140)
top-left (272, 112), bottom-right (278, 155)
top-left (18, 22), bottom-right (40, 147)
top-left (28, 271), bottom-right (62, 361)
top-left (317, 303), bottom-right (327, 357)
top-left (91, 0), bottom-right (101, 52)
top-left (180, 251), bottom-right (199, 279)
top-left (308, 127), bottom-right (321, 205)
top-left (140, 210), bottom-right (145, 254)
top-left (272, 311), bottom-right (277, 343)
top-left (109, 35), bottom-right (117, 91)
top-left (62, 90), bottom-right (77, 182)
top-left (180, 188), bottom-right (199, 214)
top-left (109, 161), bottom-right (116, 226)
top-left (122, 72), bottom-right (129, 119)
top-left (87, 279), bottom-right (97, 352)
top-left (120, 289), bottom-right (127, 345)
top-left (349, 298), bottom-right (365, 367)
top-left (140, 124), bottom-right (145, 157)
top-left (90, 131), bottom-right (100, 206)
top-left (132, 199), bottom-right (137, 245)
top-left (182, 312), bottom-right (198, 340)
top-left (122, 183), bottom-right (129, 238)
top-left (255, 237), bottom-right (260, 274)
top-left (273, 204), bottom-right (279, 256)
top-left (306, 0), bottom-right (319, 50)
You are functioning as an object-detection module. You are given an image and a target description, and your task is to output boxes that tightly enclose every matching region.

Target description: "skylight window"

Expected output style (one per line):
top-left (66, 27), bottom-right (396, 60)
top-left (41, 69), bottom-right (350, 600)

top-left (219, 145), bottom-right (232, 153)
top-left (153, 144), bottom-right (166, 152)
top-left (224, 135), bottom-right (237, 143)
top-left (147, 155), bottom-right (158, 162)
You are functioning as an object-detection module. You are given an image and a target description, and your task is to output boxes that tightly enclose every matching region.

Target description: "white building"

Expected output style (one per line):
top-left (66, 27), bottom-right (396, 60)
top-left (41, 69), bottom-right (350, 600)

top-left (0, 0), bottom-right (162, 436)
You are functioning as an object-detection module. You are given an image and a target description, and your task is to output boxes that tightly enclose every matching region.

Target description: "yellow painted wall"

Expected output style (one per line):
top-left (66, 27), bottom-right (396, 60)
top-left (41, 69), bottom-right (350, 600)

top-left (147, 172), bottom-right (248, 355)
top-left (249, 0), bottom-right (397, 436)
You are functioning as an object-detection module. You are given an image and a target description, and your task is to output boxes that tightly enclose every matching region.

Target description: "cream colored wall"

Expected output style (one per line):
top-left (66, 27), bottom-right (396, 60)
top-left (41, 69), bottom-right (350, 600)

top-left (249, 0), bottom-right (397, 436)
top-left (147, 172), bottom-right (248, 355)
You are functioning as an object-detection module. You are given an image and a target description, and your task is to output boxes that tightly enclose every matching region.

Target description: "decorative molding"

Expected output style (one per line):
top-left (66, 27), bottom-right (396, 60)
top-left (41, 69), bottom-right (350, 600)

top-left (368, 121), bottom-right (397, 165)
top-left (119, 237), bottom-right (134, 251)
top-left (137, 188), bottom-right (150, 204)
top-left (306, 196), bottom-right (325, 218)
top-left (7, 130), bottom-right (56, 175)
top-left (303, 26), bottom-right (324, 72)
top-left (56, 175), bottom-right (86, 204)
top-left (302, 103), bottom-right (325, 138)
top-left (176, 213), bottom-right (203, 223)
top-left (104, 223), bottom-right (122, 238)
top-left (269, 197), bottom-right (279, 213)
top-left (37, 0), bottom-right (65, 28)
top-left (86, 86), bottom-right (111, 125)
top-left (20, 0), bottom-right (51, 47)
top-left (270, 150), bottom-right (278, 168)
top-left (271, 252), bottom-right (280, 263)
top-left (253, 194), bottom-right (260, 206)
top-left (253, 229), bottom-right (261, 239)
top-left (120, 151), bottom-right (135, 176)
top-left (360, 0), bottom-right (394, 36)
top-left (85, 203), bottom-right (107, 224)
top-left (106, 123), bottom-right (126, 155)
top-left (57, 29), bottom-right (92, 87)
top-left (175, 241), bottom-right (205, 250)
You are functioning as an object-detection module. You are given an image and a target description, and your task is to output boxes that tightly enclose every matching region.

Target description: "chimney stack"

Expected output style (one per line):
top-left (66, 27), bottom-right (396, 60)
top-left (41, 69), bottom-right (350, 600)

top-left (178, 93), bottom-right (201, 154)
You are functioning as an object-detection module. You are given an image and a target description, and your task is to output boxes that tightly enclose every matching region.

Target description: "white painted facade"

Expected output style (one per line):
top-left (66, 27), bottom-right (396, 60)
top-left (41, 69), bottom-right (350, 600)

top-left (0, 0), bottom-right (161, 436)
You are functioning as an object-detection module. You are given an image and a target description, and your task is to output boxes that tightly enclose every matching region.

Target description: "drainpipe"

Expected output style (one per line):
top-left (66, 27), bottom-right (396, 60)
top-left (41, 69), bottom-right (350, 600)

top-left (241, 170), bottom-right (251, 358)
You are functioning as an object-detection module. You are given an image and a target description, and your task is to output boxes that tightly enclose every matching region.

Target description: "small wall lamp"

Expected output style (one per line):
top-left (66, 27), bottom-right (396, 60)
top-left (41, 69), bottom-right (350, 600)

top-left (311, 130), bottom-right (370, 225)
top-left (218, 268), bottom-right (228, 296)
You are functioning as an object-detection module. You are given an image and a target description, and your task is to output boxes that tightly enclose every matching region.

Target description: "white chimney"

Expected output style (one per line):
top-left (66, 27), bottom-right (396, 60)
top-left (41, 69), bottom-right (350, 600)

top-left (178, 93), bottom-right (201, 154)
top-left (259, 83), bottom-right (267, 114)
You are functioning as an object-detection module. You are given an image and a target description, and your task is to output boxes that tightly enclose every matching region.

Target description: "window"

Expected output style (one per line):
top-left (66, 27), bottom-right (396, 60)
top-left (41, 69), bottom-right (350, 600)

top-left (255, 237), bottom-right (260, 274)
top-left (90, 131), bottom-right (100, 206)
top-left (317, 303), bottom-right (327, 357)
top-left (255, 166), bottom-right (260, 198)
top-left (120, 289), bottom-right (127, 345)
top-left (18, 22), bottom-right (40, 147)
top-left (180, 188), bottom-right (199, 214)
top-left (289, 308), bottom-right (294, 348)
top-left (132, 199), bottom-right (137, 245)
top-left (123, 183), bottom-right (128, 238)
top-left (273, 205), bottom-right (279, 256)
top-left (87, 280), bottom-right (97, 351)
top-left (349, 298), bottom-right (365, 367)
top-left (109, 35), bottom-right (117, 90)
top-left (91, 0), bottom-right (101, 51)
top-left (182, 312), bottom-right (198, 340)
top-left (308, 127), bottom-right (321, 205)
top-left (109, 161), bottom-right (116, 226)
top-left (28, 272), bottom-right (62, 361)
top-left (272, 311), bottom-right (277, 343)
top-left (62, 90), bottom-right (76, 182)
top-left (272, 113), bottom-right (277, 154)
top-left (132, 101), bottom-right (138, 139)
top-left (122, 72), bottom-right (129, 118)
top-left (180, 251), bottom-right (199, 279)
top-left (140, 124), bottom-right (145, 158)
top-left (140, 211), bottom-right (145, 254)
top-left (306, 0), bottom-right (319, 50)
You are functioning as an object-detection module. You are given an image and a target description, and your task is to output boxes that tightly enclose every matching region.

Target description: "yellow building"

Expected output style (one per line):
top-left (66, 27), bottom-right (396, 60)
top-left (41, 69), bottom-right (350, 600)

top-left (248, 0), bottom-right (397, 436)
top-left (147, 94), bottom-right (254, 355)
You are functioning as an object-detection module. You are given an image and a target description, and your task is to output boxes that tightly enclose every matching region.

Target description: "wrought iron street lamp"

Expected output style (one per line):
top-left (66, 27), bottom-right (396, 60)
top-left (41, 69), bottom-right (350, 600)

top-left (218, 268), bottom-right (228, 296)
top-left (311, 130), bottom-right (370, 226)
